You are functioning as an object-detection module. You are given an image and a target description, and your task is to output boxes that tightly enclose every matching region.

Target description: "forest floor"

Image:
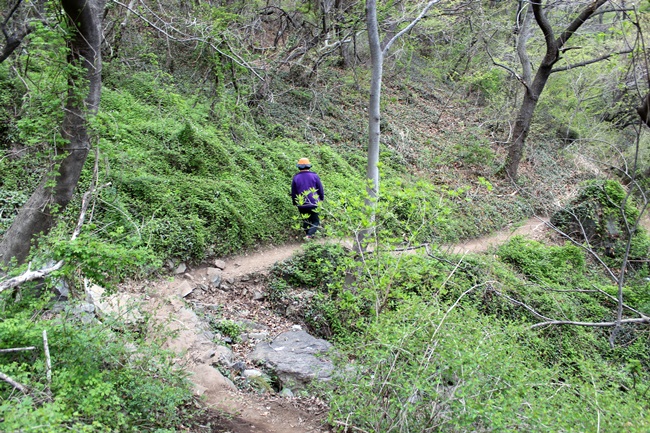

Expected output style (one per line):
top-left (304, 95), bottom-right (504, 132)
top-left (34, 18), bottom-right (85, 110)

top-left (127, 214), bottom-right (648, 433)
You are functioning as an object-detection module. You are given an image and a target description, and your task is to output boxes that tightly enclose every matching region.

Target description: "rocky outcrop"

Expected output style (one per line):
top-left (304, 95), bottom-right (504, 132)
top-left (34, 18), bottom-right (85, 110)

top-left (249, 330), bottom-right (334, 390)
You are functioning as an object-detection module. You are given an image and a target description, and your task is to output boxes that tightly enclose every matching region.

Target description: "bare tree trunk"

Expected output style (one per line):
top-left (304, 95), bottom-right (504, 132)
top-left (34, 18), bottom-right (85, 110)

top-left (0, 0), bottom-right (104, 266)
top-left (637, 91), bottom-right (650, 127)
top-left (504, 0), bottom-right (609, 181)
top-left (355, 0), bottom-right (441, 251)
top-left (354, 0), bottom-right (382, 251)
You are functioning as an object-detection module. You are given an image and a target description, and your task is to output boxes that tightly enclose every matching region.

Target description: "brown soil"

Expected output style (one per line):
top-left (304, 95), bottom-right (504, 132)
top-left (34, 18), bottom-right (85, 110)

top-left (123, 217), bottom-right (553, 433)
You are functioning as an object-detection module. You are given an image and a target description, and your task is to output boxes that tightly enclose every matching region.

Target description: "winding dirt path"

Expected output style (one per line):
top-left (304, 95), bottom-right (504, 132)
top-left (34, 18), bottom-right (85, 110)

top-left (127, 217), bottom-right (553, 433)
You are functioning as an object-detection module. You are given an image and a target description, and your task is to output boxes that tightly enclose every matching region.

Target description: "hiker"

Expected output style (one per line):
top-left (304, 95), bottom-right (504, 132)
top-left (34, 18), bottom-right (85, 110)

top-left (291, 158), bottom-right (324, 239)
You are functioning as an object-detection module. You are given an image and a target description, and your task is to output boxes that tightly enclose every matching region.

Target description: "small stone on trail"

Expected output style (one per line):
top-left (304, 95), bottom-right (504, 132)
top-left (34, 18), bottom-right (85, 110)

top-left (207, 267), bottom-right (222, 287)
top-left (214, 259), bottom-right (226, 270)
top-left (177, 280), bottom-right (194, 297)
top-left (175, 263), bottom-right (187, 274)
top-left (247, 332), bottom-right (270, 341)
top-left (243, 369), bottom-right (263, 378)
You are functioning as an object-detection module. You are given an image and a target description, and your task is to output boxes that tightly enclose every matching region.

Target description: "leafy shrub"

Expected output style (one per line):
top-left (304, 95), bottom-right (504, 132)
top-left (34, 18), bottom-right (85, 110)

top-left (497, 236), bottom-right (586, 286)
top-left (0, 294), bottom-right (194, 432)
top-left (326, 298), bottom-right (650, 432)
top-left (211, 319), bottom-right (243, 343)
top-left (51, 232), bottom-right (161, 288)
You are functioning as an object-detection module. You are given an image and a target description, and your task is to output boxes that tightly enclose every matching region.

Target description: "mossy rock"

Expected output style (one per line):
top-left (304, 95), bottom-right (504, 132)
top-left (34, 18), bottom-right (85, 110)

top-left (551, 179), bottom-right (649, 263)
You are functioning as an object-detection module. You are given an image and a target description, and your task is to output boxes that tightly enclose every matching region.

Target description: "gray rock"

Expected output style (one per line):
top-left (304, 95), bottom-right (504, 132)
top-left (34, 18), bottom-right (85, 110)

top-left (206, 267), bottom-right (222, 287)
top-left (53, 279), bottom-right (70, 301)
top-left (237, 320), bottom-right (269, 331)
top-left (85, 284), bottom-right (143, 325)
top-left (243, 369), bottom-right (263, 378)
top-left (247, 331), bottom-right (269, 341)
top-left (177, 280), bottom-right (194, 297)
top-left (214, 259), bottom-right (226, 270)
top-left (200, 349), bottom-right (216, 363)
top-left (252, 291), bottom-right (265, 301)
top-left (279, 388), bottom-right (294, 398)
top-left (249, 330), bottom-right (334, 390)
top-left (175, 263), bottom-right (187, 274)
top-left (70, 303), bottom-right (96, 324)
top-left (213, 346), bottom-right (233, 366)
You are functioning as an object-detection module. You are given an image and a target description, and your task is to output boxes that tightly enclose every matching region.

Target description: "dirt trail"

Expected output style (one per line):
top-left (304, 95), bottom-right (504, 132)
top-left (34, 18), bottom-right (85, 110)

top-left (444, 217), bottom-right (550, 254)
top-left (131, 217), bottom-right (552, 433)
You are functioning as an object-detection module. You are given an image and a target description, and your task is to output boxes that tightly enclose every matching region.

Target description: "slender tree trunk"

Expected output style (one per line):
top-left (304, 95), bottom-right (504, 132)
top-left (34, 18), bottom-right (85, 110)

top-left (0, 0), bottom-right (104, 266)
top-left (353, 0), bottom-right (382, 251)
top-left (366, 0), bottom-right (382, 202)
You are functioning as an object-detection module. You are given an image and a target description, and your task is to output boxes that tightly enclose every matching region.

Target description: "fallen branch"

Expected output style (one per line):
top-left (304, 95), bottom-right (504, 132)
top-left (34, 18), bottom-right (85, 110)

top-left (489, 286), bottom-right (650, 329)
top-left (332, 420), bottom-right (371, 433)
top-left (531, 317), bottom-right (650, 329)
top-left (0, 370), bottom-right (28, 394)
top-left (0, 260), bottom-right (65, 294)
top-left (0, 346), bottom-right (36, 353)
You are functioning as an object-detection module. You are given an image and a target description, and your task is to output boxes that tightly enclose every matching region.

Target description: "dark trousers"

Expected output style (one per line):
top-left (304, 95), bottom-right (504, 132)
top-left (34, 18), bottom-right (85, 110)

top-left (299, 208), bottom-right (320, 236)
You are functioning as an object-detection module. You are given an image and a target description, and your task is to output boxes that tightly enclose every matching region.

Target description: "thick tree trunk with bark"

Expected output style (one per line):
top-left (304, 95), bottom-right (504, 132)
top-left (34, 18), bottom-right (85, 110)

top-left (0, 0), bottom-right (104, 266)
top-left (506, 66), bottom-right (552, 180)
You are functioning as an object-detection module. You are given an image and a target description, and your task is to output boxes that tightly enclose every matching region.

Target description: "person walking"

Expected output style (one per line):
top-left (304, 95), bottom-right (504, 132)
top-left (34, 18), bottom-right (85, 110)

top-left (291, 158), bottom-right (324, 239)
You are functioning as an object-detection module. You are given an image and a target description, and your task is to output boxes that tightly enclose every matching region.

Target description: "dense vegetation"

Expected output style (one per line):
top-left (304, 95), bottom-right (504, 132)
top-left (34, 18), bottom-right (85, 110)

top-left (1, 0), bottom-right (649, 431)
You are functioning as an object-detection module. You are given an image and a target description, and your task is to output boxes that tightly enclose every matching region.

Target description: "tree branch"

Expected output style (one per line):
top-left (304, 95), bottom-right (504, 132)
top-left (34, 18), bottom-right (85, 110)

top-left (382, 0), bottom-right (442, 55)
top-left (532, 317), bottom-right (650, 329)
top-left (0, 346), bottom-right (36, 353)
top-left (556, 0), bottom-right (609, 48)
top-left (490, 286), bottom-right (650, 329)
top-left (0, 370), bottom-right (29, 394)
top-left (486, 37), bottom-right (529, 91)
top-left (111, 0), bottom-right (263, 80)
top-left (0, 0), bottom-right (31, 63)
top-left (551, 49), bottom-right (633, 73)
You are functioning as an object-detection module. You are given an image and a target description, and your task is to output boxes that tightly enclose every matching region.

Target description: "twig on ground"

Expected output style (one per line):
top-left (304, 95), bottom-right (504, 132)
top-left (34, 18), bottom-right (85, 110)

top-left (332, 420), bottom-right (371, 433)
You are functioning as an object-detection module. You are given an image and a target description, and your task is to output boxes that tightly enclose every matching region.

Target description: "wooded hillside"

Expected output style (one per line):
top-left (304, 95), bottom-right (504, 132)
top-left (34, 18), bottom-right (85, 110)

top-left (1, 1), bottom-right (649, 431)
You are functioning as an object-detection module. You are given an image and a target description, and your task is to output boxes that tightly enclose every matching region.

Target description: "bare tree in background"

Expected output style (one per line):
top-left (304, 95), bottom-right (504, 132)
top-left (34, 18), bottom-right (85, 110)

top-left (500, 0), bottom-right (634, 181)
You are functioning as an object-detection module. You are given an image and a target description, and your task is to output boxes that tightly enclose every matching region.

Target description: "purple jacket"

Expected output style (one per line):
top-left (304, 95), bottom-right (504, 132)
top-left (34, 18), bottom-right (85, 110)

top-left (291, 171), bottom-right (324, 210)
